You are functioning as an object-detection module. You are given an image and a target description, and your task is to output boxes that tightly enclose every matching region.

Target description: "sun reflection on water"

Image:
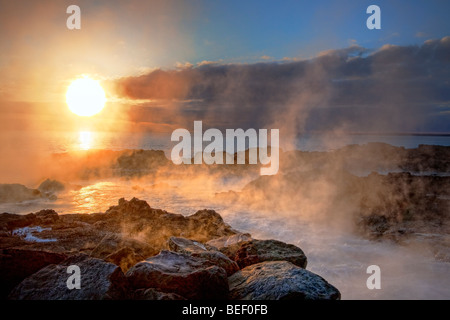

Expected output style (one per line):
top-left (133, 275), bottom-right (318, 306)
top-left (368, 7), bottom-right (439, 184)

top-left (79, 131), bottom-right (93, 150)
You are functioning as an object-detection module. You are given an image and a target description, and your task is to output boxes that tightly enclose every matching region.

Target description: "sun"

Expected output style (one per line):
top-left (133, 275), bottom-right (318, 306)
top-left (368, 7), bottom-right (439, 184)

top-left (66, 77), bottom-right (106, 116)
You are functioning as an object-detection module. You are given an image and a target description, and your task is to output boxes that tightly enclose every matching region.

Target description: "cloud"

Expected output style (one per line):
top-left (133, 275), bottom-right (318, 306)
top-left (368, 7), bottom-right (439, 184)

top-left (197, 60), bottom-right (221, 67)
top-left (113, 36), bottom-right (450, 139)
top-left (175, 62), bottom-right (194, 70)
top-left (260, 55), bottom-right (273, 60)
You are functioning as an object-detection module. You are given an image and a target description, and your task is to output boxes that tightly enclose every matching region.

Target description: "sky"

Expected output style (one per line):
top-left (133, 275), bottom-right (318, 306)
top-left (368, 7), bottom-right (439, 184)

top-left (0, 0), bottom-right (449, 135)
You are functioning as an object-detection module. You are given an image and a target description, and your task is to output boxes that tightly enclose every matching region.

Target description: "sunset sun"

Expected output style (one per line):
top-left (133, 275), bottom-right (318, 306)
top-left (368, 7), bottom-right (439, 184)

top-left (66, 78), bottom-right (106, 116)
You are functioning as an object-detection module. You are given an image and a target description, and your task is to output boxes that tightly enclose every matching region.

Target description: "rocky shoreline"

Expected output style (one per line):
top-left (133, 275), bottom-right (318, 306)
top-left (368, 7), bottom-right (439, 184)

top-left (1, 198), bottom-right (340, 300)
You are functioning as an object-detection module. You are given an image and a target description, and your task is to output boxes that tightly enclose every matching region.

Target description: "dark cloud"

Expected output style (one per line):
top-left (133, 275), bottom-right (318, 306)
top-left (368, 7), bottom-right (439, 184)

top-left (114, 37), bottom-right (450, 137)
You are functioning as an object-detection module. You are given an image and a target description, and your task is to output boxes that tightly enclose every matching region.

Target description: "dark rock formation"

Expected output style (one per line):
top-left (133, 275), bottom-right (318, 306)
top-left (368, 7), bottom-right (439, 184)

top-left (228, 261), bottom-right (341, 300)
top-left (8, 254), bottom-right (129, 300)
top-left (219, 239), bottom-right (307, 269)
top-left (168, 237), bottom-right (239, 276)
top-left (126, 250), bottom-right (229, 300)
top-left (0, 249), bottom-right (67, 299)
top-left (206, 233), bottom-right (252, 249)
top-left (37, 179), bottom-right (65, 194)
top-left (89, 233), bottom-right (156, 272)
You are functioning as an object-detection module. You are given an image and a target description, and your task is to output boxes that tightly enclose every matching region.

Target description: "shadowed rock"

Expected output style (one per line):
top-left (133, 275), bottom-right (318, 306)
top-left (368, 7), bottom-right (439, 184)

top-left (126, 250), bottom-right (229, 299)
top-left (220, 239), bottom-right (307, 269)
top-left (89, 233), bottom-right (156, 272)
top-left (168, 237), bottom-right (239, 276)
top-left (228, 261), bottom-right (340, 300)
top-left (0, 249), bottom-right (67, 299)
top-left (206, 233), bottom-right (252, 249)
top-left (37, 179), bottom-right (65, 194)
top-left (8, 254), bottom-right (129, 300)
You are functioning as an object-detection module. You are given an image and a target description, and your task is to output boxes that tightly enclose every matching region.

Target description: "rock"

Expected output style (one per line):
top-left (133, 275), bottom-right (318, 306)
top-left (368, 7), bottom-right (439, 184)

top-left (206, 233), bottom-right (252, 249)
top-left (133, 288), bottom-right (186, 300)
top-left (1, 212), bottom-right (37, 231)
top-left (0, 184), bottom-right (42, 203)
top-left (0, 249), bottom-right (67, 299)
top-left (220, 239), bottom-right (307, 269)
top-left (192, 250), bottom-right (239, 276)
top-left (228, 261), bottom-right (341, 300)
top-left (102, 198), bottom-right (236, 248)
top-left (168, 236), bottom-right (208, 254)
top-left (37, 179), bottom-right (65, 193)
top-left (90, 233), bottom-right (156, 260)
top-left (90, 233), bottom-right (156, 273)
top-left (0, 210), bottom-right (58, 231)
top-left (35, 209), bottom-right (59, 224)
top-left (1, 198), bottom-right (237, 258)
top-left (104, 247), bottom-right (145, 273)
top-left (8, 254), bottom-right (129, 300)
top-left (187, 209), bottom-right (237, 240)
top-left (168, 237), bottom-right (239, 276)
top-left (126, 250), bottom-right (228, 299)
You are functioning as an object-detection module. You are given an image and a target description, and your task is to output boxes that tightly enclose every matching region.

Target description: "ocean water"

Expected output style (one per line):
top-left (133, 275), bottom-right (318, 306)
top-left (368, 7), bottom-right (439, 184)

top-left (3, 130), bottom-right (449, 154)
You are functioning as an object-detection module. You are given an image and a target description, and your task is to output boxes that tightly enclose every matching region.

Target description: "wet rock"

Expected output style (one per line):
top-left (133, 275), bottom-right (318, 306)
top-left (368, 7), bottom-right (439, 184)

top-left (35, 209), bottom-right (59, 225)
top-left (168, 236), bottom-right (208, 254)
top-left (206, 233), bottom-right (252, 249)
top-left (104, 247), bottom-right (145, 273)
top-left (90, 233), bottom-right (156, 261)
top-left (133, 288), bottom-right (186, 300)
top-left (187, 209), bottom-right (237, 240)
top-left (0, 249), bottom-right (67, 299)
top-left (168, 237), bottom-right (239, 276)
top-left (126, 250), bottom-right (228, 299)
top-left (1, 198), bottom-right (237, 258)
top-left (220, 239), bottom-right (307, 269)
top-left (37, 179), bottom-right (65, 194)
top-left (102, 198), bottom-right (236, 247)
top-left (1, 212), bottom-right (37, 231)
top-left (8, 254), bottom-right (129, 300)
top-left (228, 261), bottom-right (340, 300)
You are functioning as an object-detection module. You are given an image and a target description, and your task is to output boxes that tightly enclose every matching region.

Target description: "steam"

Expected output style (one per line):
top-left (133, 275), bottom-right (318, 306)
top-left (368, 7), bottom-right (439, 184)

top-left (113, 36), bottom-right (450, 151)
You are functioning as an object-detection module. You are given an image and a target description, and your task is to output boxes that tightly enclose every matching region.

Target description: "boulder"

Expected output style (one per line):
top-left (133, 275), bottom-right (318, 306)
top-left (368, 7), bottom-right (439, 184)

top-left (104, 247), bottom-right (145, 273)
top-left (0, 249), bottom-right (67, 299)
top-left (206, 233), bottom-right (252, 249)
top-left (37, 179), bottom-right (65, 194)
top-left (1, 212), bottom-right (38, 231)
top-left (228, 261), bottom-right (341, 300)
top-left (168, 237), bottom-right (239, 276)
top-left (167, 236), bottom-right (207, 254)
top-left (90, 233), bottom-right (155, 260)
top-left (8, 254), bottom-right (129, 300)
top-left (220, 239), bottom-right (307, 269)
top-left (35, 209), bottom-right (59, 225)
top-left (126, 250), bottom-right (228, 299)
top-left (101, 198), bottom-right (236, 247)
